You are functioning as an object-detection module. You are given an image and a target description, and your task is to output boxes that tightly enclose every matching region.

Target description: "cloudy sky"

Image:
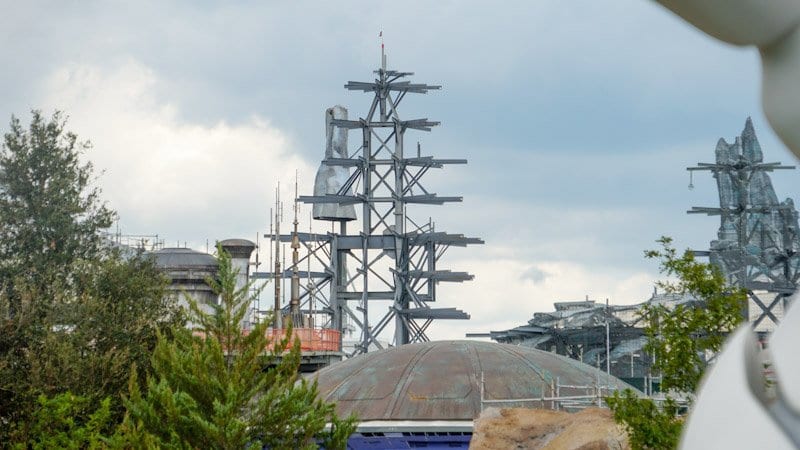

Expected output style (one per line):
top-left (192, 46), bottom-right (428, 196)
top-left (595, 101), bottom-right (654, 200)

top-left (2, 1), bottom-right (799, 341)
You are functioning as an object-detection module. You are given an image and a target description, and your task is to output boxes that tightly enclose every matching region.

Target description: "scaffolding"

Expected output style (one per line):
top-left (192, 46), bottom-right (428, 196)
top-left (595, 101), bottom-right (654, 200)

top-left (688, 118), bottom-right (799, 332)
top-left (254, 58), bottom-right (482, 356)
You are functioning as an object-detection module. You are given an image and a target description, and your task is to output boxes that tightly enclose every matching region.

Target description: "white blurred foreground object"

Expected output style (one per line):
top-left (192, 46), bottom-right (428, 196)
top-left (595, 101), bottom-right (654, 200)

top-left (680, 298), bottom-right (800, 449)
top-left (655, 0), bottom-right (800, 157)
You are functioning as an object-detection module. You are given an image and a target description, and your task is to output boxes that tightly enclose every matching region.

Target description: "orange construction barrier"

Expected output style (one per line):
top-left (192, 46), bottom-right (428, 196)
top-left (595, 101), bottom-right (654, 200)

top-left (265, 328), bottom-right (341, 353)
top-left (193, 328), bottom-right (342, 353)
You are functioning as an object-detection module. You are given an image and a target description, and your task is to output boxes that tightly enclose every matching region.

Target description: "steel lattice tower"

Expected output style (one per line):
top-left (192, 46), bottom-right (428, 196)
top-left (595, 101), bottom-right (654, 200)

top-left (688, 118), bottom-right (798, 330)
top-left (256, 60), bottom-right (483, 355)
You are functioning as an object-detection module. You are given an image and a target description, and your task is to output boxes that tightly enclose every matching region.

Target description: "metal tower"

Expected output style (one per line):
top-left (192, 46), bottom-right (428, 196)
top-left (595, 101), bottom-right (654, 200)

top-left (688, 118), bottom-right (799, 330)
top-left (255, 60), bottom-right (483, 355)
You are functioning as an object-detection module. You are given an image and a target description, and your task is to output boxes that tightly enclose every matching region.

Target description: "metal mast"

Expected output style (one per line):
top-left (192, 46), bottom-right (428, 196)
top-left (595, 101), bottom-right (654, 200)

top-left (272, 187), bottom-right (282, 330)
top-left (256, 58), bottom-right (483, 355)
top-left (289, 173), bottom-right (303, 327)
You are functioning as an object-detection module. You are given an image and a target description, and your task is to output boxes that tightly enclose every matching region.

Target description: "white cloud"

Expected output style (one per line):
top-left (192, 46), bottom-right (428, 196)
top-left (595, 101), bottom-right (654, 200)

top-left (31, 58), bottom-right (667, 342)
top-left (38, 59), bottom-right (314, 248)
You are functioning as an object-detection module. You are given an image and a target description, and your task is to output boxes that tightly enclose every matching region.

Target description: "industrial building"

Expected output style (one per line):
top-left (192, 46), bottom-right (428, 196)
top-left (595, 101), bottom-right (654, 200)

top-left (151, 238), bottom-right (344, 372)
top-left (469, 293), bottom-right (691, 387)
top-left (152, 246), bottom-right (220, 315)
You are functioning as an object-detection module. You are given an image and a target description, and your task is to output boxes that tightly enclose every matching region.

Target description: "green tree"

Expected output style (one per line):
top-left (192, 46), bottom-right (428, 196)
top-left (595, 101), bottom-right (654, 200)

top-left (0, 110), bottom-right (114, 293)
top-left (642, 236), bottom-right (745, 393)
top-left (606, 390), bottom-right (683, 450)
top-left (12, 392), bottom-right (113, 450)
top-left (0, 253), bottom-right (181, 443)
top-left (0, 111), bottom-right (181, 444)
top-left (118, 246), bottom-right (356, 449)
top-left (607, 236), bottom-right (745, 449)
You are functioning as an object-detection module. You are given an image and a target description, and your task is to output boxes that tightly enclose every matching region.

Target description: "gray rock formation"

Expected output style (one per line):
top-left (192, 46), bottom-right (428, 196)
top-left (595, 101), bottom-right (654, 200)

top-left (312, 105), bottom-right (357, 221)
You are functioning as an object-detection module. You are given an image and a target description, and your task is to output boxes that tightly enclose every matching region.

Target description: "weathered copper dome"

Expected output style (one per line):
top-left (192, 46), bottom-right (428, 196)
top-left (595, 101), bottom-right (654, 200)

top-left (314, 340), bottom-right (637, 421)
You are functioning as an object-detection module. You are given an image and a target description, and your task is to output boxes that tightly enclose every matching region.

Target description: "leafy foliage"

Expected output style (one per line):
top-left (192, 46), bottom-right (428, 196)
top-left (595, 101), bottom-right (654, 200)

top-left (607, 237), bottom-right (745, 449)
top-left (606, 390), bottom-right (682, 450)
top-left (641, 236), bottom-right (745, 393)
top-left (0, 110), bottom-right (114, 293)
top-left (118, 246), bottom-right (357, 449)
top-left (0, 111), bottom-right (181, 444)
top-left (0, 251), bottom-right (180, 444)
top-left (0, 111), bottom-right (354, 448)
top-left (12, 392), bottom-right (114, 450)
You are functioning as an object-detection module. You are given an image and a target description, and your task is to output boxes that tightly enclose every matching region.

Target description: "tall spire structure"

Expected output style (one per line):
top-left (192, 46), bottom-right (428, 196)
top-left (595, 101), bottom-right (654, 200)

top-left (255, 59), bottom-right (483, 355)
top-left (688, 118), bottom-right (798, 332)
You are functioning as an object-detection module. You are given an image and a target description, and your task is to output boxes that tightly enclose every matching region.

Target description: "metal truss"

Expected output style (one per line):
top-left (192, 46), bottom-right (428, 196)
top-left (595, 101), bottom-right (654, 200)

top-left (688, 157), bottom-right (798, 329)
top-left (255, 63), bottom-right (482, 356)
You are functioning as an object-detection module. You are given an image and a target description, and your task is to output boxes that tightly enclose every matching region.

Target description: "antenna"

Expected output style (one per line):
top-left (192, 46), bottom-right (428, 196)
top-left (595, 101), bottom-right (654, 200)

top-left (268, 207), bottom-right (273, 269)
top-left (282, 242), bottom-right (286, 304)
top-left (273, 185), bottom-right (282, 330)
top-left (254, 232), bottom-right (260, 269)
top-left (290, 169), bottom-right (302, 326)
top-left (294, 170), bottom-right (299, 225)
top-left (380, 30), bottom-right (386, 72)
top-left (253, 231), bottom-right (261, 320)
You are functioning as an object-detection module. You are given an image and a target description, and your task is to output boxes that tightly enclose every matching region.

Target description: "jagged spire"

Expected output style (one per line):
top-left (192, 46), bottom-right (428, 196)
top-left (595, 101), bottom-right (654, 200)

top-left (743, 116), bottom-right (755, 134)
top-left (716, 137), bottom-right (735, 164)
top-left (741, 116), bottom-right (763, 163)
top-left (689, 118), bottom-right (799, 295)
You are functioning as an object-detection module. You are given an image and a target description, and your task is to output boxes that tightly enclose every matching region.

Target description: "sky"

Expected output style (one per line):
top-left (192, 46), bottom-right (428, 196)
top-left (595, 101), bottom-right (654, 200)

top-left (2, 0), bottom-right (800, 342)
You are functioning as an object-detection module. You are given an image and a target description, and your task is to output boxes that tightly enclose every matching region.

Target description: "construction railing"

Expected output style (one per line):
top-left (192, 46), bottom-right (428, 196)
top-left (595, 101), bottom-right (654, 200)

top-left (478, 372), bottom-right (691, 412)
top-left (479, 373), bottom-right (620, 411)
top-left (265, 328), bottom-right (341, 353)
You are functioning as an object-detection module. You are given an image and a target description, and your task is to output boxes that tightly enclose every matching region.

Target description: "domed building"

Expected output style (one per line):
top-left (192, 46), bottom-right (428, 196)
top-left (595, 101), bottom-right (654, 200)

top-left (152, 247), bottom-right (220, 309)
top-left (314, 340), bottom-right (637, 447)
top-left (152, 240), bottom-right (256, 326)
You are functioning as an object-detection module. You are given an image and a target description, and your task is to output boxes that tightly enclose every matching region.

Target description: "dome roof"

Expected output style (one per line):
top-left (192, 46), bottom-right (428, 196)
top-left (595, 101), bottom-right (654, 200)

top-left (314, 340), bottom-right (638, 421)
top-left (218, 238), bottom-right (256, 258)
top-left (218, 238), bottom-right (256, 248)
top-left (152, 247), bottom-right (218, 269)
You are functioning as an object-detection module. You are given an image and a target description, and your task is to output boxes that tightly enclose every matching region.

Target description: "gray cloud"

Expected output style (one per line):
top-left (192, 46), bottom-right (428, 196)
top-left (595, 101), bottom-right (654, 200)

top-left (521, 266), bottom-right (550, 284)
